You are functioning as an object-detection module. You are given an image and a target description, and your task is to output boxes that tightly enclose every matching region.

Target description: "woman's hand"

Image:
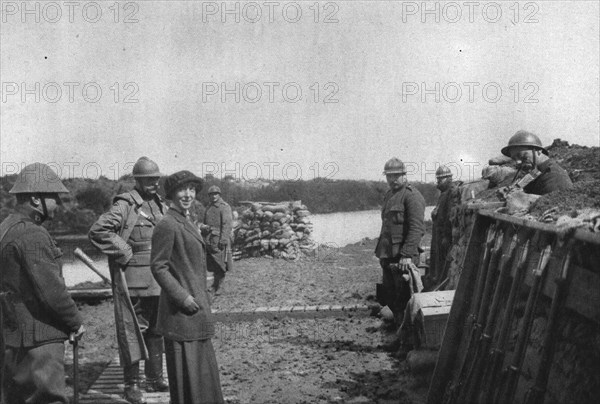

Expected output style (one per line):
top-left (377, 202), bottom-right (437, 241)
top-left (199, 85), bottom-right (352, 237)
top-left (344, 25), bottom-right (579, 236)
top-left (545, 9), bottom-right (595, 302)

top-left (182, 295), bottom-right (200, 314)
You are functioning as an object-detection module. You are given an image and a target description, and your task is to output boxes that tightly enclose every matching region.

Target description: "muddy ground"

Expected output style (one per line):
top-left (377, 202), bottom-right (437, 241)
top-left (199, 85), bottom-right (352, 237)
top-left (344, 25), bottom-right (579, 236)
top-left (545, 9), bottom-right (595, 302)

top-left (67, 237), bottom-right (431, 404)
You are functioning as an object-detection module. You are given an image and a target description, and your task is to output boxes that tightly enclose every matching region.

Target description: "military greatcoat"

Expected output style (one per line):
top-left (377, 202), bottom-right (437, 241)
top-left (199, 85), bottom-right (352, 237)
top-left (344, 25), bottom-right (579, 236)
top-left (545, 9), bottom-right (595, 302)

top-left (429, 182), bottom-right (461, 284)
top-left (1, 210), bottom-right (82, 403)
top-left (524, 159), bottom-right (573, 195)
top-left (204, 197), bottom-right (233, 273)
top-left (88, 188), bottom-right (167, 366)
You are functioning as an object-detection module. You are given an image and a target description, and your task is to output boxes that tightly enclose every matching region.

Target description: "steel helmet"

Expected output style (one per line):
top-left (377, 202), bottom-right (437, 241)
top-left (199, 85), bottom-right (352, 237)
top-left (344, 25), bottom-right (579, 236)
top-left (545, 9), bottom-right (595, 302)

top-left (207, 185), bottom-right (221, 194)
top-left (436, 165), bottom-right (452, 179)
top-left (382, 158), bottom-right (406, 175)
top-left (501, 131), bottom-right (548, 157)
top-left (9, 163), bottom-right (69, 194)
top-left (132, 156), bottom-right (161, 178)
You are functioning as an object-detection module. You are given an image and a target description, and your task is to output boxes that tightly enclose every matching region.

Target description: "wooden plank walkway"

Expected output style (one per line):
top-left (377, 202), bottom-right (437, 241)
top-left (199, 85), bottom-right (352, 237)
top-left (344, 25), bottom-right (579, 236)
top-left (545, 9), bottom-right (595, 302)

top-left (79, 358), bottom-right (170, 404)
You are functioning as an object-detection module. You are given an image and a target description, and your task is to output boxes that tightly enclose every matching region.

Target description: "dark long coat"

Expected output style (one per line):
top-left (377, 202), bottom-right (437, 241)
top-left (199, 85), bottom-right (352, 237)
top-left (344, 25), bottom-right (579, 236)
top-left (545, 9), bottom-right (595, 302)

top-left (203, 198), bottom-right (233, 246)
top-left (429, 182), bottom-right (461, 283)
top-left (150, 208), bottom-right (215, 341)
top-left (524, 159), bottom-right (573, 195)
top-left (1, 210), bottom-right (82, 347)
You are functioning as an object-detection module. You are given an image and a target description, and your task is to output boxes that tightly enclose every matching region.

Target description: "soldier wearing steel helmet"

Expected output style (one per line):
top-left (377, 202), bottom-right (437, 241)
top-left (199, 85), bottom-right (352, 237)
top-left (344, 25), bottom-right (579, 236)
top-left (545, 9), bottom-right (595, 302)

top-left (1, 163), bottom-right (84, 404)
top-left (428, 165), bottom-right (461, 290)
top-left (375, 158), bottom-right (426, 334)
top-left (203, 185), bottom-right (233, 295)
top-left (89, 157), bottom-right (168, 404)
top-left (501, 130), bottom-right (573, 195)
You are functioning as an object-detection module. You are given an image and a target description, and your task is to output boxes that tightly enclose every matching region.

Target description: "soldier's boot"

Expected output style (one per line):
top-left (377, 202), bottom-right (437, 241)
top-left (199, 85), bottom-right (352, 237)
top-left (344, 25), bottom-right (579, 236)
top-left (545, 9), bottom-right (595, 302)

top-left (210, 269), bottom-right (226, 296)
top-left (123, 363), bottom-right (145, 404)
top-left (145, 336), bottom-right (169, 392)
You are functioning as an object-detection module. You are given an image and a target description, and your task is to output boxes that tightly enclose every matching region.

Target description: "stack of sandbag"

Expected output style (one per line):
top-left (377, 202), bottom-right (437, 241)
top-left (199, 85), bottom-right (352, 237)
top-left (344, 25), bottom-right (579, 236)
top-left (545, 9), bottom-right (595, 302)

top-left (233, 201), bottom-right (316, 260)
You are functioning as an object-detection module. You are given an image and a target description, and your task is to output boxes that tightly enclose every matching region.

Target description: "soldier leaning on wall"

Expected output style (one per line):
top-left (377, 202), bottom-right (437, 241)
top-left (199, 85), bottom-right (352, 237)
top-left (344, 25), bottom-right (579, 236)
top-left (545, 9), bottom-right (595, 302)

top-left (500, 130), bottom-right (573, 195)
top-left (427, 165), bottom-right (462, 290)
top-left (374, 157), bottom-right (426, 351)
top-left (1, 163), bottom-right (84, 404)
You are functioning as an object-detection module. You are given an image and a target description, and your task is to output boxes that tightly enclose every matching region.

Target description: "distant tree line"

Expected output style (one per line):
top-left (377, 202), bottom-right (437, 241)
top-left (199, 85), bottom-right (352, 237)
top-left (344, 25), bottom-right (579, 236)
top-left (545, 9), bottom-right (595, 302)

top-left (0, 175), bottom-right (439, 235)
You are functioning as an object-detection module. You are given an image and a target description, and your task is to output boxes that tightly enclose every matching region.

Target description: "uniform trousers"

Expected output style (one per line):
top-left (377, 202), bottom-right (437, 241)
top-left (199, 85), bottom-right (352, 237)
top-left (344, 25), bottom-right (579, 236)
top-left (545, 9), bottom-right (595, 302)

top-left (164, 338), bottom-right (224, 404)
top-left (2, 342), bottom-right (68, 404)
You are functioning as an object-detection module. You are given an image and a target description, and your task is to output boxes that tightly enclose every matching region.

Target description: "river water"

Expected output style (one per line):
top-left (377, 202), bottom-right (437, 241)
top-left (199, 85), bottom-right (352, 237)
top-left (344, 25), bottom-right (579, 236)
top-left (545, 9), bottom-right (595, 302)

top-left (310, 207), bottom-right (434, 247)
top-left (62, 207), bottom-right (434, 287)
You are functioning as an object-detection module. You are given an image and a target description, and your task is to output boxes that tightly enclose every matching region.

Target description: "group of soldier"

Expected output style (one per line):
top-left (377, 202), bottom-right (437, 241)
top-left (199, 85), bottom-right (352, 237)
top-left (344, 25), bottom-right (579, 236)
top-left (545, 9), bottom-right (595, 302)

top-left (0, 130), bottom-right (574, 403)
top-left (375, 130), bottom-right (573, 352)
top-left (1, 157), bottom-right (232, 404)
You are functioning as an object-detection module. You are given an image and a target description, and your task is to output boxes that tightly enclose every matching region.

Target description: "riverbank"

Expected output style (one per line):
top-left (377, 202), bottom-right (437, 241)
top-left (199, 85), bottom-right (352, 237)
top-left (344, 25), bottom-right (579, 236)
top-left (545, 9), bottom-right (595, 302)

top-left (68, 238), bottom-right (429, 403)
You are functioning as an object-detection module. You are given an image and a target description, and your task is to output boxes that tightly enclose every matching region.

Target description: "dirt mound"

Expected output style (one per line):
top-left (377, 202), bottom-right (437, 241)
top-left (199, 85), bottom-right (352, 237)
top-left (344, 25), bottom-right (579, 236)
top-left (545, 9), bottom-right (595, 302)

top-left (530, 181), bottom-right (600, 217)
top-left (546, 138), bottom-right (600, 182)
top-left (530, 139), bottom-right (600, 217)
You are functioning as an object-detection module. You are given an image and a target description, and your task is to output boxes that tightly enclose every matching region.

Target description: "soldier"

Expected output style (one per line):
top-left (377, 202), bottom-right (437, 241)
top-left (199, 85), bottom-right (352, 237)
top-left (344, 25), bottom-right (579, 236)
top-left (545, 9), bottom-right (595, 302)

top-left (203, 185), bottom-right (233, 295)
top-left (375, 158), bottom-right (426, 331)
top-left (501, 130), bottom-right (573, 195)
top-left (1, 163), bottom-right (84, 404)
top-left (89, 157), bottom-right (168, 404)
top-left (428, 165), bottom-right (460, 289)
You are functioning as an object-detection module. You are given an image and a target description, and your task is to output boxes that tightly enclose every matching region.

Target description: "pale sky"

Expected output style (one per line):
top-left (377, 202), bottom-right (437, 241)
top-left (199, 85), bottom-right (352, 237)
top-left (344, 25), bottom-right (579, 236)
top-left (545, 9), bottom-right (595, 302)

top-left (1, 0), bottom-right (599, 183)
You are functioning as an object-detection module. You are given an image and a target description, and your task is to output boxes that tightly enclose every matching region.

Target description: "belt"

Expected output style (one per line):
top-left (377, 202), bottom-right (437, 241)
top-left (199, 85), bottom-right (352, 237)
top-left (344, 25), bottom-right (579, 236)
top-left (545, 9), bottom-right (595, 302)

top-left (131, 243), bottom-right (152, 253)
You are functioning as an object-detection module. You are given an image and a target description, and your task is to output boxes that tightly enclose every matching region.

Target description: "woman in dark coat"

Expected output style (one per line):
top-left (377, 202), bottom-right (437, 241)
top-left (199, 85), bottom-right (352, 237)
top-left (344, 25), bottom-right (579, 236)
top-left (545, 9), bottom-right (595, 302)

top-left (150, 170), bottom-right (224, 404)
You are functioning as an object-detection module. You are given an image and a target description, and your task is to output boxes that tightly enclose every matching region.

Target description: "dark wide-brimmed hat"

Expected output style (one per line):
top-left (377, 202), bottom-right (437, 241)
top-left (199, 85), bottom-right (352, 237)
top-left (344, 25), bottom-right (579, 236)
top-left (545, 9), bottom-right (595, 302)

top-left (164, 170), bottom-right (203, 199)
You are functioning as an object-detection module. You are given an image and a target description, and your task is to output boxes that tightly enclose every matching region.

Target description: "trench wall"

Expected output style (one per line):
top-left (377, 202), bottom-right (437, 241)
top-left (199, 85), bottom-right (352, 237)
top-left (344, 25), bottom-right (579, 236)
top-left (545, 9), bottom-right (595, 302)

top-left (429, 209), bottom-right (600, 404)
